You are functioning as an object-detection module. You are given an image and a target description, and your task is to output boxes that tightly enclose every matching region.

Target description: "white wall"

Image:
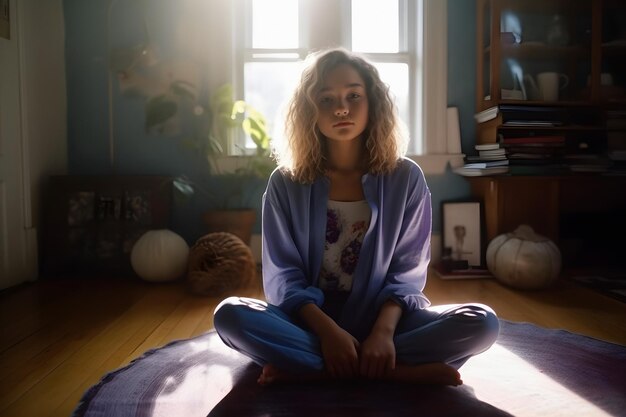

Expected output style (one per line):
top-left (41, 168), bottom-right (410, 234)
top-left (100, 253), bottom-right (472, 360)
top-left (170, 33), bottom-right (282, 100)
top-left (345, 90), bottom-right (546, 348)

top-left (20, 0), bottom-right (67, 231)
top-left (0, 0), bottom-right (66, 287)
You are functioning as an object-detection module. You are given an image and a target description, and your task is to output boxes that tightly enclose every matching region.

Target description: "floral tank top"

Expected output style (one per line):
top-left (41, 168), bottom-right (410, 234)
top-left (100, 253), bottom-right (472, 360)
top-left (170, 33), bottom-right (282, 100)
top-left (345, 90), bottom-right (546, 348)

top-left (319, 200), bottom-right (371, 292)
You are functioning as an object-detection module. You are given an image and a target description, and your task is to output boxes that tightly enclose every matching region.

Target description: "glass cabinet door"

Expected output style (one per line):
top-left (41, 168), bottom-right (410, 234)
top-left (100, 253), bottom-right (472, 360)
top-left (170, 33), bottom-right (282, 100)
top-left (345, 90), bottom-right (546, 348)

top-left (601, 0), bottom-right (626, 104)
top-left (496, 0), bottom-right (592, 104)
top-left (476, 0), bottom-right (626, 110)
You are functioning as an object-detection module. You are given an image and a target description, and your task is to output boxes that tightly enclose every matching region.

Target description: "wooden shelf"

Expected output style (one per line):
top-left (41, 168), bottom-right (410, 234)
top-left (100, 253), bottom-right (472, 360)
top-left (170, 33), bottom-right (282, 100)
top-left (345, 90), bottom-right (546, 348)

top-left (488, 44), bottom-right (591, 60)
top-left (466, 175), bottom-right (626, 269)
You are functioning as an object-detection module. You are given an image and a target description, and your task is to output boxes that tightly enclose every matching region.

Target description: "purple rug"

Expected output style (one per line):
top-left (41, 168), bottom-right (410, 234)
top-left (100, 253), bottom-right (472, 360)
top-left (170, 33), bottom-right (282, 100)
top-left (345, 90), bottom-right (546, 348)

top-left (72, 321), bottom-right (626, 417)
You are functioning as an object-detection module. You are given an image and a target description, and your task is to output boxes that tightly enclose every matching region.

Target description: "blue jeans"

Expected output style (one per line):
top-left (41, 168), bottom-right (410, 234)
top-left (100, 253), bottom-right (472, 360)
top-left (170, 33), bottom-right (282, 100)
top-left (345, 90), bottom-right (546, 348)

top-left (213, 296), bottom-right (499, 373)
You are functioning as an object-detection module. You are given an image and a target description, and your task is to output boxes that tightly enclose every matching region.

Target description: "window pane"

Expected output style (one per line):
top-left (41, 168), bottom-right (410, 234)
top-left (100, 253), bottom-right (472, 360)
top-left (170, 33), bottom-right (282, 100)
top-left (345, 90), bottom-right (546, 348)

top-left (374, 63), bottom-right (409, 129)
top-left (352, 0), bottom-right (399, 53)
top-left (252, 0), bottom-right (299, 49)
top-left (243, 61), bottom-right (304, 149)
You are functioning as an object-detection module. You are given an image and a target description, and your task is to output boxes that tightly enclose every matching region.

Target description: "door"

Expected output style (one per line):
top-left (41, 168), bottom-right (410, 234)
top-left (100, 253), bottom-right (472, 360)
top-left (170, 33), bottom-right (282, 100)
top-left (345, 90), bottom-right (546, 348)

top-left (0, 1), bottom-right (34, 289)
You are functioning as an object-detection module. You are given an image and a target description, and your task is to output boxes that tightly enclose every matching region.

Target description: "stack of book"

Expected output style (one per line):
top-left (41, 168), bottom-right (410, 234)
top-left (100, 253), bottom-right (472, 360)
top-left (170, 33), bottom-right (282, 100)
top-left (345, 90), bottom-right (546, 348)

top-left (474, 104), bottom-right (613, 175)
top-left (502, 135), bottom-right (567, 175)
top-left (474, 104), bottom-right (567, 144)
top-left (454, 143), bottom-right (509, 177)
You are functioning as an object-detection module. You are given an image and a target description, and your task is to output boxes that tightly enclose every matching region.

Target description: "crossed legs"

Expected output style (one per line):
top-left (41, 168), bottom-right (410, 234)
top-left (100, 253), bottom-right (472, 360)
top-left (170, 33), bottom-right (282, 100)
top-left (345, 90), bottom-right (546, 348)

top-left (213, 297), bottom-right (499, 385)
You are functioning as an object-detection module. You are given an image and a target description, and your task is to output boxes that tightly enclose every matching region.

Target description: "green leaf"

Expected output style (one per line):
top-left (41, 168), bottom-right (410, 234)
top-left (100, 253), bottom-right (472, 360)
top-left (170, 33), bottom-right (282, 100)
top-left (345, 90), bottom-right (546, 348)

top-left (145, 95), bottom-right (177, 129)
top-left (231, 100), bottom-right (247, 119)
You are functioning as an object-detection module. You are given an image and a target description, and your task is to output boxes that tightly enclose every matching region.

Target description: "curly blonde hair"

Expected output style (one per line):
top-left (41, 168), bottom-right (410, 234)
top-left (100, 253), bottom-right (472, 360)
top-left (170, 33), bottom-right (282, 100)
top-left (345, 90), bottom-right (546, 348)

top-left (275, 48), bottom-right (407, 183)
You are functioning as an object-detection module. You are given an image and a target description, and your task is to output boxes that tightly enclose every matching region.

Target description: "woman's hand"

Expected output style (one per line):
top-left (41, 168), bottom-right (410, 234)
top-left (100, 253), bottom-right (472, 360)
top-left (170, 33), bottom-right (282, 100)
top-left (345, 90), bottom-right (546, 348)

top-left (360, 299), bottom-right (403, 379)
top-left (359, 329), bottom-right (396, 379)
top-left (298, 303), bottom-right (360, 379)
top-left (319, 326), bottom-right (360, 379)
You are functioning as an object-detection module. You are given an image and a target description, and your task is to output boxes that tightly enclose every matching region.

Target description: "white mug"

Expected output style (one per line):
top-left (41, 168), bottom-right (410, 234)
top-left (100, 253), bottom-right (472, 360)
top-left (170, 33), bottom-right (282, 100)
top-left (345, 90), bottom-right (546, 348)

top-left (537, 72), bottom-right (569, 101)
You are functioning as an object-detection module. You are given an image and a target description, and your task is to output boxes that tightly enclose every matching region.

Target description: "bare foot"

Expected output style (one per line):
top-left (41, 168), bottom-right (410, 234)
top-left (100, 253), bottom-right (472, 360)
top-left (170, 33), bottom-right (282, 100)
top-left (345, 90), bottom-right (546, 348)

top-left (387, 363), bottom-right (463, 386)
top-left (257, 364), bottom-right (283, 386)
top-left (257, 362), bottom-right (461, 387)
top-left (257, 364), bottom-right (325, 386)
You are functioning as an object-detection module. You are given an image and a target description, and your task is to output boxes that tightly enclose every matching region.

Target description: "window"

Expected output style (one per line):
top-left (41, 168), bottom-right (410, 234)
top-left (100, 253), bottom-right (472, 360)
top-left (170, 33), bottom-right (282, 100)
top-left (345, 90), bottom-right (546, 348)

top-left (231, 0), bottom-right (455, 172)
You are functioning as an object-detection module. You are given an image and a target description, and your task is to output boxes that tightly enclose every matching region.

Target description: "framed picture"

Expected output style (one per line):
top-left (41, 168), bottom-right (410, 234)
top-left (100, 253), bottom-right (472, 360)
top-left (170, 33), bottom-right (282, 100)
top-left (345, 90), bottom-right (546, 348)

top-left (441, 200), bottom-right (484, 268)
top-left (42, 175), bottom-right (172, 277)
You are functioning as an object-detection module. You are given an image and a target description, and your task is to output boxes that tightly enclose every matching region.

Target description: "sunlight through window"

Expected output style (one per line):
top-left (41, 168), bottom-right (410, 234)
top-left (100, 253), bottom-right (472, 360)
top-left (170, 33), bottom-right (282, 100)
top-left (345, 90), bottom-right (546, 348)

top-left (463, 343), bottom-right (613, 417)
top-left (152, 364), bottom-right (233, 417)
top-left (252, 0), bottom-right (298, 49)
top-left (374, 62), bottom-right (409, 125)
top-left (352, 0), bottom-right (399, 53)
top-left (239, 0), bottom-right (422, 155)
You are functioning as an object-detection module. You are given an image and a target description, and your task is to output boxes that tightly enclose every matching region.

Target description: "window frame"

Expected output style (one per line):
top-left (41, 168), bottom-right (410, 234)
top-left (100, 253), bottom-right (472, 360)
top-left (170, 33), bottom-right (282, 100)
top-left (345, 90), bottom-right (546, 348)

top-left (232, 0), bottom-right (462, 174)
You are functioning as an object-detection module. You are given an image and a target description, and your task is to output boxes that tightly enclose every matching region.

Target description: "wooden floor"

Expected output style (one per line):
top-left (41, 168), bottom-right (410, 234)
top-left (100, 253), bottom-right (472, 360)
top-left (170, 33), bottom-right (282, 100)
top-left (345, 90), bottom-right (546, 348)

top-left (1, 271), bottom-right (625, 417)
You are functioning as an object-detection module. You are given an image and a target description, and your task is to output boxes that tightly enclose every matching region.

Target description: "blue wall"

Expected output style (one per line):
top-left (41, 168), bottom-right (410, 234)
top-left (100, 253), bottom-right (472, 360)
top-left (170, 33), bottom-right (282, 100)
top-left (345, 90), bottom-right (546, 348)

top-left (64, 0), bottom-right (251, 243)
top-left (63, 0), bottom-right (476, 242)
top-left (428, 0), bottom-right (475, 232)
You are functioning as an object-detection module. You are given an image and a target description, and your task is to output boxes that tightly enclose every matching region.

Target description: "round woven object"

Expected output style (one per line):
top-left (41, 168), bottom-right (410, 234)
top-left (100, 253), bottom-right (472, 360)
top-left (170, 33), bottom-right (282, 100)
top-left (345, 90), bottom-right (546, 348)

top-left (187, 232), bottom-right (257, 296)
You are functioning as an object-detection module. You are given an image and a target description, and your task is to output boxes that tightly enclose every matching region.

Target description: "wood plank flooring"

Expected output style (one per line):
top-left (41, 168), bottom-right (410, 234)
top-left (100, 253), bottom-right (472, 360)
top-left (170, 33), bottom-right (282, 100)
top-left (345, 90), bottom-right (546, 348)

top-left (1, 271), bottom-right (624, 417)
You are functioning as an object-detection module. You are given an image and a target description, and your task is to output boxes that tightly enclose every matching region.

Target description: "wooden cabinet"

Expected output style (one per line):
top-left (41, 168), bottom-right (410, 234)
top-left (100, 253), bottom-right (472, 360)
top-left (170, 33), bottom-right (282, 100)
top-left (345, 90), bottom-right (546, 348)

top-left (476, 0), bottom-right (626, 111)
top-left (475, 0), bottom-right (626, 153)
top-left (469, 1), bottom-right (626, 270)
top-left (468, 175), bottom-right (626, 268)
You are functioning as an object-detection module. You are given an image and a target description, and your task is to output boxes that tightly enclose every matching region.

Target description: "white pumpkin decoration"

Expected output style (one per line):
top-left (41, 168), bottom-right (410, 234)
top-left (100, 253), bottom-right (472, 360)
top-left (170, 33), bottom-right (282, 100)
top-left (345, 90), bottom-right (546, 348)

top-left (131, 229), bottom-right (190, 282)
top-left (486, 225), bottom-right (561, 289)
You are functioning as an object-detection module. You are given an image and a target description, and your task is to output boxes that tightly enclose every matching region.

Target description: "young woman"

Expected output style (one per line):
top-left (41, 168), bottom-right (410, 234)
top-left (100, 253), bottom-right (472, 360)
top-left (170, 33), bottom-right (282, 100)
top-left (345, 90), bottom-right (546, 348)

top-left (214, 48), bottom-right (499, 386)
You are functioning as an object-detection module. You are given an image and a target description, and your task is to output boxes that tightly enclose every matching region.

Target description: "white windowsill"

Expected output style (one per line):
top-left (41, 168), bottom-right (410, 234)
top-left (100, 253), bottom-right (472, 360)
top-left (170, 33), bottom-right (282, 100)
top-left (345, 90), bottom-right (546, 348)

top-left (214, 153), bottom-right (465, 176)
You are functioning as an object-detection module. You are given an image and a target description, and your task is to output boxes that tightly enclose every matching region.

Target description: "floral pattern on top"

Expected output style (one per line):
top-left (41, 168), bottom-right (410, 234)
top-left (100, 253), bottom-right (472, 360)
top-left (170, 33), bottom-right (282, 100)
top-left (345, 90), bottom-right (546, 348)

top-left (319, 201), bottom-right (371, 292)
top-left (326, 209), bottom-right (341, 244)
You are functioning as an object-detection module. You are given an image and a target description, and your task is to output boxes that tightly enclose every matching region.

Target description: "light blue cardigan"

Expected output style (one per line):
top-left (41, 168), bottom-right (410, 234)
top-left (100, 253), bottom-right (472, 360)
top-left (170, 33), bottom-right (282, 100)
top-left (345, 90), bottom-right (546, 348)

top-left (261, 157), bottom-right (432, 341)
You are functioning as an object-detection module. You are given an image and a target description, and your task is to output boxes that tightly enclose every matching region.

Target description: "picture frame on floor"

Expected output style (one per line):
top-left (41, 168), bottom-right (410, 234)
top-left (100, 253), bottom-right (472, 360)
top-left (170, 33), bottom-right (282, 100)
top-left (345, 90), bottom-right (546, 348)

top-left (441, 200), bottom-right (485, 268)
top-left (42, 175), bottom-right (173, 277)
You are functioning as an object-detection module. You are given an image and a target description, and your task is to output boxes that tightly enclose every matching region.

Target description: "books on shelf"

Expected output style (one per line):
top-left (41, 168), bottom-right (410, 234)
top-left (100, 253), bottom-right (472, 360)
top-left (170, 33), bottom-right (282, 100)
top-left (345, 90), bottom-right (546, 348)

top-left (501, 135), bottom-right (566, 145)
top-left (478, 147), bottom-right (506, 157)
top-left (500, 135), bottom-right (567, 168)
top-left (475, 104), bottom-right (570, 143)
top-left (464, 159), bottom-right (509, 169)
top-left (455, 144), bottom-right (510, 177)
top-left (503, 120), bottom-right (563, 127)
top-left (474, 106), bottom-right (499, 123)
top-left (475, 143), bottom-right (501, 151)
top-left (468, 153), bottom-right (508, 161)
top-left (453, 166), bottom-right (509, 177)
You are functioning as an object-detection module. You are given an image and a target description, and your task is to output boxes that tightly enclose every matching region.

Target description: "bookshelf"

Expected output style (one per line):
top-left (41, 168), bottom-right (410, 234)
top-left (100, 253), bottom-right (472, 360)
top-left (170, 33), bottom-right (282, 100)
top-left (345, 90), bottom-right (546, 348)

top-left (475, 0), bottom-right (626, 163)
top-left (469, 0), bottom-right (626, 270)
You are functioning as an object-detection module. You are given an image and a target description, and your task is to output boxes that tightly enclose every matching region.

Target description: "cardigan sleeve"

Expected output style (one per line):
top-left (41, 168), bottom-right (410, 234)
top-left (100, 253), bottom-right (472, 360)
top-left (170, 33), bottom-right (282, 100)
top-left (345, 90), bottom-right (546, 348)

top-left (374, 164), bottom-right (432, 311)
top-left (261, 172), bottom-right (325, 316)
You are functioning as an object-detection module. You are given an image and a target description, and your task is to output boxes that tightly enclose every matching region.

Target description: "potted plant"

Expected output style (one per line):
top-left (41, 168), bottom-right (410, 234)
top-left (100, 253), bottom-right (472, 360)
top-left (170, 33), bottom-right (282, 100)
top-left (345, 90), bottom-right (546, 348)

top-left (145, 83), bottom-right (275, 244)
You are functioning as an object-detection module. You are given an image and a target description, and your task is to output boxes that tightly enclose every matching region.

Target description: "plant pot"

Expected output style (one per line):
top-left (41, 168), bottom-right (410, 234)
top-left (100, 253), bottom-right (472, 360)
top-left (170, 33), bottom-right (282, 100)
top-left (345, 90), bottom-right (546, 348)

top-left (202, 209), bottom-right (256, 246)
